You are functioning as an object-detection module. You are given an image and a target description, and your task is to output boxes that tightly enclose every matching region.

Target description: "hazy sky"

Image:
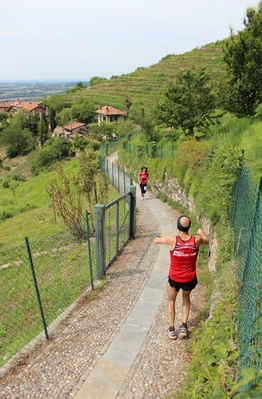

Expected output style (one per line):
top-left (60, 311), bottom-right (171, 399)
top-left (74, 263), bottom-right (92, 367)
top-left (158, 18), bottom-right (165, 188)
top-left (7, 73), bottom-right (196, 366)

top-left (1, 0), bottom-right (256, 81)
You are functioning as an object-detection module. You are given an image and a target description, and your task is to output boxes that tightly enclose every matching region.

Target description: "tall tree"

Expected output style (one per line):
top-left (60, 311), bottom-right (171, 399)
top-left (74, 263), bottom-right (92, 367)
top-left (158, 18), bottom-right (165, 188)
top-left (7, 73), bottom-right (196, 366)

top-left (222, 2), bottom-right (262, 117)
top-left (71, 99), bottom-right (95, 124)
top-left (0, 117), bottom-right (36, 157)
top-left (124, 97), bottom-right (132, 116)
top-left (37, 113), bottom-right (48, 148)
top-left (49, 107), bottom-right (57, 132)
top-left (157, 68), bottom-right (216, 137)
top-left (138, 108), bottom-right (158, 142)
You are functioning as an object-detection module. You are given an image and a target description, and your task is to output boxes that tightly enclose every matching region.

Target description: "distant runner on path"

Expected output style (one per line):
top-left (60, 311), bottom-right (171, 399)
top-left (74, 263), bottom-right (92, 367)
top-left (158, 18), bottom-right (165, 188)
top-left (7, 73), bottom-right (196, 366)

top-left (138, 166), bottom-right (149, 200)
top-left (154, 215), bottom-right (209, 339)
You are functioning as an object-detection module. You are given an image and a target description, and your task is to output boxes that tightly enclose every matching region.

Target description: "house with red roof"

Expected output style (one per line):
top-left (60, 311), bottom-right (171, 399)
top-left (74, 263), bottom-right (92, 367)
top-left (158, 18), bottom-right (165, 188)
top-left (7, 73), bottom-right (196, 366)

top-left (12, 101), bottom-right (46, 118)
top-left (95, 105), bottom-right (127, 125)
top-left (0, 101), bottom-right (13, 113)
top-left (63, 121), bottom-right (86, 138)
top-left (53, 121), bottom-right (86, 140)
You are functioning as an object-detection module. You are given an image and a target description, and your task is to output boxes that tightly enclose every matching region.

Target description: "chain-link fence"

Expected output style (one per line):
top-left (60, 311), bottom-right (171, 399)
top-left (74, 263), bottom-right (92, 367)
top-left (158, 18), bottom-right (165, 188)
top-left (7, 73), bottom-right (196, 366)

top-left (231, 162), bottom-right (262, 390)
top-left (124, 142), bottom-right (177, 159)
top-left (96, 156), bottom-right (136, 277)
top-left (0, 159), bottom-right (136, 371)
top-left (100, 155), bottom-right (133, 195)
top-left (0, 218), bottom-right (95, 369)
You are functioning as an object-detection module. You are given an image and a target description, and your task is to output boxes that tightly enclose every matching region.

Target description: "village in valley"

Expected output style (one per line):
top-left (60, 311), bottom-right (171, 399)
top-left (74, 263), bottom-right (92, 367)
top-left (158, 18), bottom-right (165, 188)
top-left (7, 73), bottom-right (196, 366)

top-left (0, 81), bottom-right (84, 102)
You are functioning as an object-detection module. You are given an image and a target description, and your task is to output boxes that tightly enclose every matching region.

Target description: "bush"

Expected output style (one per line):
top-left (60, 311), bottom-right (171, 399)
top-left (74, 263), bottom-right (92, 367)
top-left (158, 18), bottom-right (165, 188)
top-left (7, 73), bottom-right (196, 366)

top-left (6, 147), bottom-right (19, 158)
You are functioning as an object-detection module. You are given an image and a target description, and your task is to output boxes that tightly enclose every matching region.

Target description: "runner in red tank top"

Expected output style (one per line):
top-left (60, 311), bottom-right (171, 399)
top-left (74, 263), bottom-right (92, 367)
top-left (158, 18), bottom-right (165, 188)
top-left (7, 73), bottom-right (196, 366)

top-left (154, 215), bottom-right (209, 339)
top-left (138, 167), bottom-right (149, 200)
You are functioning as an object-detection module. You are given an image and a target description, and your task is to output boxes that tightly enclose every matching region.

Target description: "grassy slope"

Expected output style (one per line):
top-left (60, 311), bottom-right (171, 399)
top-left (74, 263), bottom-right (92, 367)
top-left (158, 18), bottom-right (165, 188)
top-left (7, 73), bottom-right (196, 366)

top-left (66, 41), bottom-right (227, 116)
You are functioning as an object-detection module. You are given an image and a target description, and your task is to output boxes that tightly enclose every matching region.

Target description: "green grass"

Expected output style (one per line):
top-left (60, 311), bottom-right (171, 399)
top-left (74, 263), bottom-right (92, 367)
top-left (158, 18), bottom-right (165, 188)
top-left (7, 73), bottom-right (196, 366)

top-left (0, 157), bottom-right (119, 251)
top-left (0, 235), bottom-right (96, 367)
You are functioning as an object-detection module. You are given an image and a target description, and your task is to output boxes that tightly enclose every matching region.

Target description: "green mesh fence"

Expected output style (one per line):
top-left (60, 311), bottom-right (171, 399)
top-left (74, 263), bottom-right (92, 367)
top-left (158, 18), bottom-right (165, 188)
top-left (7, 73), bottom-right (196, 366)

top-left (125, 142), bottom-right (177, 159)
top-left (231, 162), bottom-right (262, 390)
top-left (0, 223), bottom-right (95, 369)
top-left (104, 194), bottom-right (131, 267)
top-left (100, 156), bottom-right (133, 195)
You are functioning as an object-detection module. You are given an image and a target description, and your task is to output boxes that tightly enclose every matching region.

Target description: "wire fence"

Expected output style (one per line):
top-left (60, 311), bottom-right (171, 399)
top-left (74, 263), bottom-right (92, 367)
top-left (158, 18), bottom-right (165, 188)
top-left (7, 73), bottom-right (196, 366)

top-left (124, 142), bottom-right (177, 159)
top-left (0, 159), bottom-right (135, 371)
top-left (100, 155), bottom-right (133, 195)
top-left (0, 222), bottom-right (95, 369)
top-left (231, 161), bottom-right (262, 392)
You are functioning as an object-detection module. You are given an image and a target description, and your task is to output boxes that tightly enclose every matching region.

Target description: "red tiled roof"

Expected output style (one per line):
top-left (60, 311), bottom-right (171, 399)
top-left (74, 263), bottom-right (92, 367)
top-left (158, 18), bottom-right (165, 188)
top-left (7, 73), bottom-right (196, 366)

top-left (95, 105), bottom-right (126, 116)
top-left (63, 122), bottom-right (85, 131)
top-left (0, 101), bottom-right (12, 112)
top-left (15, 101), bottom-right (44, 112)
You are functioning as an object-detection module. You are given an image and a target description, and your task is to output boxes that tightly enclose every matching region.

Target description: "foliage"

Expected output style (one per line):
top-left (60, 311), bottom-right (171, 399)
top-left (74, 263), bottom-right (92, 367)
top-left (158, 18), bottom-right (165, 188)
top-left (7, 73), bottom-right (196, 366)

top-left (90, 76), bottom-right (108, 86)
top-left (156, 68), bottom-right (217, 137)
top-left (30, 138), bottom-right (70, 175)
top-left (66, 81), bottom-right (87, 93)
top-left (49, 107), bottom-right (57, 132)
top-left (19, 110), bottom-right (39, 136)
top-left (0, 116), bottom-right (37, 157)
top-left (45, 164), bottom-right (87, 239)
top-left (175, 293), bottom-right (238, 399)
top-left (124, 97), bottom-right (132, 115)
top-left (136, 108), bottom-right (159, 142)
top-left (60, 108), bottom-right (72, 126)
top-left (232, 368), bottom-right (262, 398)
top-left (45, 150), bottom-right (109, 239)
top-left (44, 94), bottom-right (72, 113)
top-left (174, 138), bottom-right (209, 178)
top-left (194, 145), bottom-right (242, 224)
top-left (222, 2), bottom-right (262, 117)
top-left (77, 150), bottom-right (109, 231)
top-left (37, 113), bottom-right (48, 148)
top-left (70, 98), bottom-right (96, 124)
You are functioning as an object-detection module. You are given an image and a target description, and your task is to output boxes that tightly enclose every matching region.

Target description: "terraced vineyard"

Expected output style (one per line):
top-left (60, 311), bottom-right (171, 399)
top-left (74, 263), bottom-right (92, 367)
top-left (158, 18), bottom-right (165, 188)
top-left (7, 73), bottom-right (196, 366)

top-left (66, 40), bottom-right (227, 116)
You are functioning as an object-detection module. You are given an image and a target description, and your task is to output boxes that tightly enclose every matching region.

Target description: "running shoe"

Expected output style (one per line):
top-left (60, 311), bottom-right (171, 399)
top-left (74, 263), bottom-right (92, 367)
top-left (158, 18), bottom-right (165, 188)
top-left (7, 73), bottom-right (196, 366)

top-left (166, 327), bottom-right (178, 340)
top-left (179, 323), bottom-right (189, 339)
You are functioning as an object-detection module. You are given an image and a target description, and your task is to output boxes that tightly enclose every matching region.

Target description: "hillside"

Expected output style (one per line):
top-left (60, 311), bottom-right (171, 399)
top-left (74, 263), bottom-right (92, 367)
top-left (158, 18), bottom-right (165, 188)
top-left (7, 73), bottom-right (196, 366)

top-left (66, 41), bottom-right (226, 116)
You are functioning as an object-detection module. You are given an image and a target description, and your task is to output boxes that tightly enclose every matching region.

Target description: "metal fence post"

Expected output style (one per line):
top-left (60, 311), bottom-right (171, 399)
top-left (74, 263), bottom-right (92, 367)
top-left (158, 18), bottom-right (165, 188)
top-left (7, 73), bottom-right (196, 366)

top-left (95, 204), bottom-right (106, 279)
top-left (86, 210), bottom-right (94, 290)
top-left (25, 237), bottom-right (49, 340)
top-left (130, 185), bottom-right (136, 239)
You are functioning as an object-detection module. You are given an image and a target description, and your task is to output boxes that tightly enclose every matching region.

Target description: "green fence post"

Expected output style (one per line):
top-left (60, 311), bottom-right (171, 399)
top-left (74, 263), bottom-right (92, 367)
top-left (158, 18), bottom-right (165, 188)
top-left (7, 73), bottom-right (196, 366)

top-left (118, 164), bottom-right (120, 193)
top-left (130, 185), bottom-right (136, 239)
top-left (25, 237), bottom-right (49, 340)
top-left (95, 204), bottom-right (106, 279)
top-left (116, 201), bottom-right (119, 251)
top-left (86, 210), bottom-right (94, 290)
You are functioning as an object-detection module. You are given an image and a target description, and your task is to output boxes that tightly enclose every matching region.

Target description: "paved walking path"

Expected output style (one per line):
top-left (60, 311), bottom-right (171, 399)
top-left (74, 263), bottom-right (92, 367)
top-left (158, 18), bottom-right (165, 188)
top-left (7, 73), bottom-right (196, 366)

top-left (0, 154), bottom-right (205, 399)
top-left (73, 197), bottom-right (175, 399)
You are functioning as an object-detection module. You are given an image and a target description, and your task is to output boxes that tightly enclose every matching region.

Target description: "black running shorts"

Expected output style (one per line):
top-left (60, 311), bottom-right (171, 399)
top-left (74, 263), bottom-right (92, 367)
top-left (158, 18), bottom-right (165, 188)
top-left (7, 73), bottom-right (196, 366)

top-left (168, 276), bottom-right (198, 292)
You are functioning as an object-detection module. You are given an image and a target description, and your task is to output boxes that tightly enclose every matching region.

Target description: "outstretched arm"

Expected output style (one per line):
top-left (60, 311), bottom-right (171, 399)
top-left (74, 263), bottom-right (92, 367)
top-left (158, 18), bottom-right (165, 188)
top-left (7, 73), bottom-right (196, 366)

top-left (154, 235), bottom-right (176, 250)
top-left (196, 229), bottom-right (209, 246)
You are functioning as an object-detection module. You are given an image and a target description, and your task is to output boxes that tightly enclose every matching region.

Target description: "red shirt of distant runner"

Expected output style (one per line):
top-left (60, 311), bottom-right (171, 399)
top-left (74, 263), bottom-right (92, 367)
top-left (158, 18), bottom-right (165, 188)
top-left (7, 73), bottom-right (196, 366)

top-left (139, 171), bottom-right (149, 185)
top-left (169, 235), bottom-right (199, 283)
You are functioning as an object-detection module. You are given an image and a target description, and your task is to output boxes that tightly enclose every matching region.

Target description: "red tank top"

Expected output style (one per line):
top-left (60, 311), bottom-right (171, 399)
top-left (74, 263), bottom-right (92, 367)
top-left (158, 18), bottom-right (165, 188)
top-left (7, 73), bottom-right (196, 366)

top-left (169, 235), bottom-right (198, 283)
top-left (139, 172), bottom-right (148, 185)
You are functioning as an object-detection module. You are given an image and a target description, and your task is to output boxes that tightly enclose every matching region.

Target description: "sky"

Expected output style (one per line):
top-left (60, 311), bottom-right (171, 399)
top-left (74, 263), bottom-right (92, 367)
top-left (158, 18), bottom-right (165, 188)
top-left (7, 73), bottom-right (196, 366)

top-left (0, 0), bottom-right (257, 82)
